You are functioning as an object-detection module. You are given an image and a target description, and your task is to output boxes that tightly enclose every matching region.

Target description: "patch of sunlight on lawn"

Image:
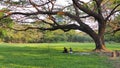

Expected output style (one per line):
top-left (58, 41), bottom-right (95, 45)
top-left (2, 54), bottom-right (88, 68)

top-left (0, 55), bottom-right (4, 59)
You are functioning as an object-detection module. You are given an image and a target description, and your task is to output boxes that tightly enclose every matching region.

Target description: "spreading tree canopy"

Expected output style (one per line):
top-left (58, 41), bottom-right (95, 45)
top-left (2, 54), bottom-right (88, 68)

top-left (0, 0), bottom-right (120, 52)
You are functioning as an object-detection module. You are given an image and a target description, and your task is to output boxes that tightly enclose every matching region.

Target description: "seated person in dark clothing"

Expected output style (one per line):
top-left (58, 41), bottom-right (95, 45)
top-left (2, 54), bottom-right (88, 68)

top-left (63, 47), bottom-right (68, 53)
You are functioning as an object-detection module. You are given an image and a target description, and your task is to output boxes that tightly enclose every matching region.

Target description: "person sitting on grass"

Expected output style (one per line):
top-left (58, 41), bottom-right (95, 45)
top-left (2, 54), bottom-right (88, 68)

top-left (69, 47), bottom-right (73, 54)
top-left (63, 47), bottom-right (68, 53)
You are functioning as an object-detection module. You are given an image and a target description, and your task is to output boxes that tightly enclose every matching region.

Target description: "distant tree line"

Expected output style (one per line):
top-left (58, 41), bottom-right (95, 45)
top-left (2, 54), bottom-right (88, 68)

top-left (0, 29), bottom-right (120, 43)
top-left (105, 32), bottom-right (120, 43)
top-left (42, 30), bottom-right (94, 43)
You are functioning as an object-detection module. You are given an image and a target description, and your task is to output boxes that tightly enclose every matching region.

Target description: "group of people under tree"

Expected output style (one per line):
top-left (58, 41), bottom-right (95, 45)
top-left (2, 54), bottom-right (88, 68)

top-left (63, 47), bottom-right (73, 53)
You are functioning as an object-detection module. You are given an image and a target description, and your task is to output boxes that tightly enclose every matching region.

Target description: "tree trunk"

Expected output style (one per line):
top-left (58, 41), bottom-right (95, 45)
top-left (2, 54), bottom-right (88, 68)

top-left (78, 20), bottom-right (110, 52)
top-left (93, 36), bottom-right (110, 52)
top-left (83, 27), bottom-right (111, 52)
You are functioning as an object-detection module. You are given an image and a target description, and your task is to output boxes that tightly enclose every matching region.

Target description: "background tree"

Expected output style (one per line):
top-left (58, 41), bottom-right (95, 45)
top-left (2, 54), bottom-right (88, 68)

top-left (0, 0), bottom-right (120, 52)
top-left (4, 22), bottom-right (43, 43)
top-left (42, 30), bottom-right (93, 43)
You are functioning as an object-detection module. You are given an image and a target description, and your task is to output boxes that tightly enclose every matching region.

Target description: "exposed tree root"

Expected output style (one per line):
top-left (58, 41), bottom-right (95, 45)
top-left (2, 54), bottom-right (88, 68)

top-left (93, 48), bottom-right (112, 52)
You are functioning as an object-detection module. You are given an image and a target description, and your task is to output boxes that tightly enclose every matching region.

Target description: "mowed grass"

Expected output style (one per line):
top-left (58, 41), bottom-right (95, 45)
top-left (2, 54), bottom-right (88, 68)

top-left (0, 42), bottom-right (119, 68)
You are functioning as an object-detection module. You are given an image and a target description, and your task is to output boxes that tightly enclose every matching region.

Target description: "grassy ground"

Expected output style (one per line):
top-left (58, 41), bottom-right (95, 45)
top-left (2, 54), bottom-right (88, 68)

top-left (0, 42), bottom-right (119, 68)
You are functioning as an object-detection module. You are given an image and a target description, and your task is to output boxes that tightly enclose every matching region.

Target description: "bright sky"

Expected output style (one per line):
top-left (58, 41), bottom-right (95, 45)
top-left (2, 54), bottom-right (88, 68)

top-left (12, 0), bottom-right (90, 2)
top-left (0, 0), bottom-right (90, 7)
top-left (10, 0), bottom-right (90, 5)
top-left (56, 0), bottom-right (90, 6)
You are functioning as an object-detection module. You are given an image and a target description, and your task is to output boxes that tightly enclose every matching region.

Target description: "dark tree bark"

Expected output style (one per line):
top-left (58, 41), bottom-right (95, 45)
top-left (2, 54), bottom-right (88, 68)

top-left (71, 0), bottom-right (112, 52)
top-left (79, 21), bottom-right (110, 52)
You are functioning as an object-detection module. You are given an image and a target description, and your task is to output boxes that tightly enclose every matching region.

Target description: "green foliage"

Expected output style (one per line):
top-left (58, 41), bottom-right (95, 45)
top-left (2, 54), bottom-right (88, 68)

top-left (0, 17), bottom-right (14, 27)
top-left (42, 30), bottom-right (93, 43)
top-left (0, 29), bottom-right (7, 38)
top-left (0, 43), bottom-right (118, 68)
top-left (0, 11), bottom-right (4, 18)
top-left (105, 31), bottom-right (120, 43)
top-left (0, 8), bottom-right (10, 18)
top-left (0, 15), bottom-right (14, 42)
top-left (114, 32), bottom-right (120, 42)
top-left (112, 0), bottom-right (120, 4)
top-left (66, 31), bottom-right (93, 42)
top-left (4, 29), bottom-right (43, 43)
top-left (0, 28), bottom-right (119, 43)
top-left (106, 0), bottom-right (120, 9)
top-left (0, 27), bottom-right (94, 43)
top-left (43, 30), bottom-right (68, 42)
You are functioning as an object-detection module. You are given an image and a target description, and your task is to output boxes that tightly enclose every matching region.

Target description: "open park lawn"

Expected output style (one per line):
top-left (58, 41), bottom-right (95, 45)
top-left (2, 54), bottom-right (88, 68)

top-left (0, 42), bottom-right (120, 68)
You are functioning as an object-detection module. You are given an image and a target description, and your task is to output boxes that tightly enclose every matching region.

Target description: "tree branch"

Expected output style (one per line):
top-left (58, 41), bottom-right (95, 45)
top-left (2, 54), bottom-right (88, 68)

top-left (105, 4), bottom-right (120, 22)
top-left (29, 0), bottom-right (41, 12)
top-left (93, 0), bottom-right (103, 15)
top-left (40, 19), bottom-right (55, 26)
top-left (0, 9), bottom-right (83, 27)
top-left (6, 24), bottom-right (79, 32)
top-left (73, 4), bottom-right (80, 17)
top-left (0, 11), bottom-right (58, 20)
top-left (112, 27), bottom-right (120, 35)
top-left (72, 0), bottom-right (100, 20)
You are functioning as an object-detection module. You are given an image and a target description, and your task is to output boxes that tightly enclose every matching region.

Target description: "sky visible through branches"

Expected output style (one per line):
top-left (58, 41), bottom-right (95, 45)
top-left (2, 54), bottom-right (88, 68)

top-left (0, 0), bottom-right (97, 30)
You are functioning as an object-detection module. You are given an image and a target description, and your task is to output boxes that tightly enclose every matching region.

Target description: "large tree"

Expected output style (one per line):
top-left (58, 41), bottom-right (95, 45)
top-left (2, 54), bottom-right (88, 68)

top-left (0, 0), bottom-right (120, 52)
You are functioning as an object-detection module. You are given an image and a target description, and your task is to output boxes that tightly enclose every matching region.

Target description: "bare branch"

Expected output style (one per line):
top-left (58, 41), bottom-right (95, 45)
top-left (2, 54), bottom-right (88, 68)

top-left (49, 0), bottom-right (56, 11)
top-left (79, 15), bottom-right (90, 18)
top-left (105, 4), bottom-right (120, 22)
top-left (29, 0), bottom-right (40, 12)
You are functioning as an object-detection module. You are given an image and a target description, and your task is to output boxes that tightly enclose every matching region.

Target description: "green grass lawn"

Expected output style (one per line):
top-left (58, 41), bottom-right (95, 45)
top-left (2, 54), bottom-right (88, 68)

top-left (0, 42), bottom-right (119, 68)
